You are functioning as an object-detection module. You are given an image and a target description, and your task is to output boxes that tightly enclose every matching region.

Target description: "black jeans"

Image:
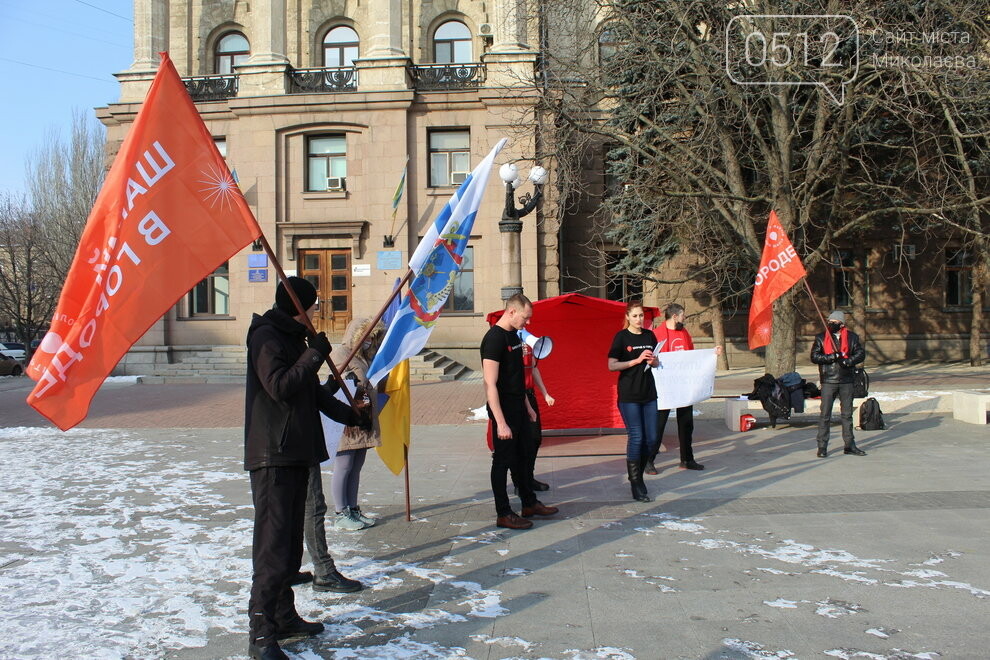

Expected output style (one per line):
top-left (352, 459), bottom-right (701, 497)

top-left (816, 382), bottom-right (855, 448)
top-left (248, 466), bottom-right (309, 646)
top-left (657, 406), bottom-right (695, 463)
top-left (489, 397), bottom-right (537, 517)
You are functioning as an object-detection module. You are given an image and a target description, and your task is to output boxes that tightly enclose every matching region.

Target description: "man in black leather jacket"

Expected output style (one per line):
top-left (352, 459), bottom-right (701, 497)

top-left (809, 310), bottom-right (867, 458)
top-left (244, 276), bottom-right (365, 660)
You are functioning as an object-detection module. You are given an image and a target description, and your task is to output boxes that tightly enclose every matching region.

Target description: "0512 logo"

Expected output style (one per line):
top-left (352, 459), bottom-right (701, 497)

top-left (725, 14), bottom-right (860, 105)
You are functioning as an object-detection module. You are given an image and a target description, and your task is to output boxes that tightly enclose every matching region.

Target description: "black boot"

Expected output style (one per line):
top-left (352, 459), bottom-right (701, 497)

top-left (626, 460), bottom-right (653, 502)
top-left (816, 441), bottom-right (827, 458)
top-left (644, 451), bottom-right (659, 475)
top-left (843, 443), bottom-right (866, 456)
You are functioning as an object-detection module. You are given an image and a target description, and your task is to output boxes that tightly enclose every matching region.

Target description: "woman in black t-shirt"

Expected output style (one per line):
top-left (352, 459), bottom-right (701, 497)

top-left (607, 301), bottom-right (659, 502)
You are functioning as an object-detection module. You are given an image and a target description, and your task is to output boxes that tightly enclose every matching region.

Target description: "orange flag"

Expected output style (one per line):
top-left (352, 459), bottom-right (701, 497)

top-left (26, 52), bottom-right (261, 429)
top-left (748, 211), bottom-right (807, 349)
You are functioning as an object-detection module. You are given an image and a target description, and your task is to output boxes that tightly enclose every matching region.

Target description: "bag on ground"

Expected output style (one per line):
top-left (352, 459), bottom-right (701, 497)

top-left (858, 397), bottom-right (885, 430)
top-left (853, 367), bottom-right (870, 398)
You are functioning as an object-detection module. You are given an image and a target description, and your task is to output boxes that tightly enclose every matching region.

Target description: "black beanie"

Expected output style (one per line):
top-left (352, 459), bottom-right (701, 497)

top-left (275, 276), bottom-right (318, 314)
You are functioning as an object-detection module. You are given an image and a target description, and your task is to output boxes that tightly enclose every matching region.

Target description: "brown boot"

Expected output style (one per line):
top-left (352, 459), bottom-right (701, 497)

top-left (521, 502), bottom-right (559, 517)
top-left (496, 512), bottom-right (533, 529)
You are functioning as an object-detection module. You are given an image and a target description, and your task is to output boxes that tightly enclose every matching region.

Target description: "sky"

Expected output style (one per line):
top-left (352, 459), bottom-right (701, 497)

top-left (0, 0), bottom-right (133, 196)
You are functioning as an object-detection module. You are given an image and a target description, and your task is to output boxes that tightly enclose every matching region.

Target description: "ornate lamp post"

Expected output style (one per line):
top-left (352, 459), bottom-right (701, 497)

top-left (498, 163), bottom-right (548, 300)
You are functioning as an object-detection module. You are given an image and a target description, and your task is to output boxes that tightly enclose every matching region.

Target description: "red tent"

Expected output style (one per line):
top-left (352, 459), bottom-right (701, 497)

top-left (486, 294), bottom-right (660, 431)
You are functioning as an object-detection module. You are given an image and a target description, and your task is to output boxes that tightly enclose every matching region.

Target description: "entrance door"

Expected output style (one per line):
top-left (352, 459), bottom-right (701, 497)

top-left (297, 248), bottom-right (352, 336)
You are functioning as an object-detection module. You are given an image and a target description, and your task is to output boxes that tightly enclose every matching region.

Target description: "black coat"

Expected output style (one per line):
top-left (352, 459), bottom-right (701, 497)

top-left (243, 308), bottom-right (358, 471)
top-left (810, 329), bottom-right (865, 385)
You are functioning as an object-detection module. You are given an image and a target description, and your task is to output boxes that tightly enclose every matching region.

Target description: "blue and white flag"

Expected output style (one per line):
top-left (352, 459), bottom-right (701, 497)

top-left (366, 137), bottom-right (508, 386)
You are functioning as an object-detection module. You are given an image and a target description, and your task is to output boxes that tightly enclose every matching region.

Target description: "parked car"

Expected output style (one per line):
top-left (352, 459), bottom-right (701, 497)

top-left (0, 342), bottom-right (26, 361)
top-left (0, 354), bottom-right (23, 376)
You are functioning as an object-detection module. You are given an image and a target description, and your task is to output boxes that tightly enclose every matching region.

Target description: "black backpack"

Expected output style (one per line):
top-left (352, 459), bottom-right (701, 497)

top-left (762, 380), bottom-right (792, 425)
top-left (852, 368), bottom-right (869, 398)
top-left (859, 397), bottom-right (885, 430)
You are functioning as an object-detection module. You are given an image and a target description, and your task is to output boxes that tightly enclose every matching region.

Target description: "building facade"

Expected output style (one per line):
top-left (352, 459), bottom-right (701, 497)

top-left (99, 1), bottom-right (986, 373)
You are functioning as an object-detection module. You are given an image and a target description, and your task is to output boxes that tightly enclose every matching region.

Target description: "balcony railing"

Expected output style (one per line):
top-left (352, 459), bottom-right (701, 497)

top-left (410, 63), bottom-right (485, 91)
top-left (183, 75), bottom-right (238, 102)
top-left (289, 66), bottom-right (358, 93)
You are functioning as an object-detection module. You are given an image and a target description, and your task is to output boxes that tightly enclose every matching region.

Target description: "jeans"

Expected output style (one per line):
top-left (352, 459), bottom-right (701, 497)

top-left (617, 400), bottom-right (658, 461)
top-left (816, 382), bottom-right (855, 448)
top-left (303, 465), bottom-right (338, 581)
top-left (657, 406), bottom-right (695, 463)
top-left (331, 448), bottom-right (367, 512)
top-left (248, 466), bottom-right (308, 646)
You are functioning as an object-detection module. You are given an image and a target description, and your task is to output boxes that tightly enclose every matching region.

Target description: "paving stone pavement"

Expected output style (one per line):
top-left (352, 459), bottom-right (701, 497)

top-left (0, 364), bottom-right (987, 659)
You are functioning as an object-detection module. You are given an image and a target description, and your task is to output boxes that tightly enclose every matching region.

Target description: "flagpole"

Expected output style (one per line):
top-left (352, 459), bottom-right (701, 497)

top-left (254, 232), bottom-right (358, 409)
top-left (802, 278), bottom-right (830, 331)
top-left (403, 443), bottom-right (411, 522)
top-left (339, 268), bottom-right (414, 372)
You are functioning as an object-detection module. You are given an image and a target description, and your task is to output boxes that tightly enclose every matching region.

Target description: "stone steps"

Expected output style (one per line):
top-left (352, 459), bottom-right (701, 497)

top-left (143, 346), bottom-right (475, 383)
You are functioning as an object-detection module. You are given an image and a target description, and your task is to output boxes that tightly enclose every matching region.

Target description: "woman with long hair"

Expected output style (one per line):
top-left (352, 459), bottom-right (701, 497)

top-left (607, 301), bottom-right (659, 502)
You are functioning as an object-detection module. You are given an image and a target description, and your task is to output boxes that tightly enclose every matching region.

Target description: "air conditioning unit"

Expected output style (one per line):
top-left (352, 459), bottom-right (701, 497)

top-left (326, 176), bottom-right (346, 191)
top-left (479, 23), bottom-right (493, 37)
top-left (893, 243), bottom-right (916, 260)
top-left (450, 171), bottom-right (469, 184)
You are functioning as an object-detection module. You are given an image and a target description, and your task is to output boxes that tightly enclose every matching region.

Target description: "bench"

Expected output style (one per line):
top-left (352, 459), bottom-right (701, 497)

top-left (724, 397), bottom-right (866, 430)
top-left (952, 390), bottom-right (990, 425)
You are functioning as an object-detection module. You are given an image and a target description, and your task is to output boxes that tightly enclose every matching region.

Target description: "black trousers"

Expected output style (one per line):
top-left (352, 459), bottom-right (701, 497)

top-left (248, 465), bottom-right (309, 646)
top-left (657, 406), bottom-right (695, 463)
top-left (489, 396), bottom-right (537, 517)
top-left (510, 389), bottom-right (542, 487)
top-left (816, 382), bottom-right (855, 448)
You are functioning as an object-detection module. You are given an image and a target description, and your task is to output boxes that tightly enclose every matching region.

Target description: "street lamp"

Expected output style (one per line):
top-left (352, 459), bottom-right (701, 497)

top-left (498, 163), bottom-right (548, 300)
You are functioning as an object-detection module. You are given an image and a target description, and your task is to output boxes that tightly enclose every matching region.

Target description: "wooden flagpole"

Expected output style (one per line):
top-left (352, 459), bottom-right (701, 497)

top-left (802, 278), bottom-right (831, 332)
top-left (255, 232), bottom-right (359, 409)
top-left (338, 268), bottom-right (415, 372)
top-left (403, 443), bottom-right (411, 522)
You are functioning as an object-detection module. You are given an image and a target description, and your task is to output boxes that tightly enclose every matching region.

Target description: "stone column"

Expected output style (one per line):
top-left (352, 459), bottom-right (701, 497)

top-left (115, 0), bottom-right (168, 102)
top-left (483, 0), bottom-right (538, 89)
top-left (237, 0), bottom-right (290, 96)
top-left (356, 0), bottom-right (411, 90)
top-left (491, 0), bottom-right (530, 52)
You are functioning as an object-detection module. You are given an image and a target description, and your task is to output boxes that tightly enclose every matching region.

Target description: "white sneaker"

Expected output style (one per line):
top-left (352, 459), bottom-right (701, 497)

top-left (351, 506), bottom-right (376, 527)
top-left (334, 508), bottom-right (365, 531)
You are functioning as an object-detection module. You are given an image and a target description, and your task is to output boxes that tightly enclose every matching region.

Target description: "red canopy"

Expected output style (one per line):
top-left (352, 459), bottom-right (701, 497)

top-left (486, 294), bottom-right (660, 430)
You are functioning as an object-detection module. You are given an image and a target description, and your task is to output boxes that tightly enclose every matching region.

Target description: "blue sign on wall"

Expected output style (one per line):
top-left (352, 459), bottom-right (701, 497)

top-left (248, 268), bottom-right (269, 283)
top-left (377, 250), bottom-right (403, 270)
top-left (248, 254), bottom-right (269, 268)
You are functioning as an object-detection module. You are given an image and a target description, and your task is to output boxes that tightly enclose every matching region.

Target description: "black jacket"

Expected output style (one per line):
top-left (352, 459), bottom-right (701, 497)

top-left (244, 308), bottom-right (359, 471)
top-left (810, 329), bottom-right (865, 385)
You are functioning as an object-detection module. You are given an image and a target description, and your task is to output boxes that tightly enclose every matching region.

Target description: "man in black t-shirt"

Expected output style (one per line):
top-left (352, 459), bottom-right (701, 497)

top-left (481, 294), bottom-right (559, 530)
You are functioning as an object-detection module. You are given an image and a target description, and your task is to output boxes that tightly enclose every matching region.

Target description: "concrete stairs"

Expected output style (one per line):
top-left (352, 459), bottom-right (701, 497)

top-left (137, 346), bottom-right (475, 384)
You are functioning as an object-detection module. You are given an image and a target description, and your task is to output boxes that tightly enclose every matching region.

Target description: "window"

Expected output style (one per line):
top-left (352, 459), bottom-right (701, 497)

top-left (833, 249), bottom-right (870, 308)
top-left (190, 263), bottom-right (230, 315)
top-left (428, 130), bottom-right (470, 187)
top-left (605, 252), bottom-right (642, 302)
top-left (946, 248), bottom-right (973, 307)
top-left (323, 26), bottom-right (359, 66)
top-left (215, 32), bottom-right (250, 74)
top-left (307, 135), bottom-right (347, 191)
top-left (214, 137), bottom-right (227, 158)
top-left (598, 27), bottom-right (621, 62)
top-left (444, 246), bottom-right (474, 312)
top-left (433, 20), bottom-right (472, 63)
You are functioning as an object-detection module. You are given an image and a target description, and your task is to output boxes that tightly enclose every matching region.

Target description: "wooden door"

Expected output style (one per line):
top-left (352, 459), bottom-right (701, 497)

top-left (297, 248), bottom-right (352, 336)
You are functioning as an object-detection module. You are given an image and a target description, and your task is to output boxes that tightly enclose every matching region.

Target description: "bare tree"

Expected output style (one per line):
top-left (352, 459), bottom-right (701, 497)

top-left (26, 110), bottom-right (106, 289)
top-left (534, 0), bottom-right (990, 373)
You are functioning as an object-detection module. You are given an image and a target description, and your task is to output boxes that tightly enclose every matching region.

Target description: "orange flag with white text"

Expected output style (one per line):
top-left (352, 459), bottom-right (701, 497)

top-left (26, 52), bottom-right (261, 429)
top-left (747, 211), bottom-right (807, 349)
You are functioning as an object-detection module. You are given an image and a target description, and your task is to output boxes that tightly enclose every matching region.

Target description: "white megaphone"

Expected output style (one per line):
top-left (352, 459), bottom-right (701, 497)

top-left (518, 329), bottom-right (553, 360)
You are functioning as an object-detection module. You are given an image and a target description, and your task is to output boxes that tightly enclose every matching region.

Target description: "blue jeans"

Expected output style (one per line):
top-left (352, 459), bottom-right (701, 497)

top-left (618, 400), bottom-right (658, 461)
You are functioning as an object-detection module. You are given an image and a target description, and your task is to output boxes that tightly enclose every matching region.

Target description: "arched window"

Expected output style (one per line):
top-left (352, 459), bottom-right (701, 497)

top-left (215, 32), bottom-right (249, 74)
top-left (324, 26), bottom-right (359, 67)
top-left (433, 20), bottom-right (472, 64)
top-left (598, 27), bottom-right (621, 62)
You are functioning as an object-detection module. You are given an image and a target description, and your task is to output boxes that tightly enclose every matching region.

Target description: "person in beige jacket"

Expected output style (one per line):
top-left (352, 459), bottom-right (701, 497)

top-left (329, 317), bottom-right (385, 530)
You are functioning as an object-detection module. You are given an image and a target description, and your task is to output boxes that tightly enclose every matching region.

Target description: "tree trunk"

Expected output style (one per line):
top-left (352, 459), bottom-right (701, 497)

top-left (765, 289), bottom-right (799, 376)
top-left (709, 290), bottom-right (729, 370)
top-left (969, 245), bottom-right (988, 367)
